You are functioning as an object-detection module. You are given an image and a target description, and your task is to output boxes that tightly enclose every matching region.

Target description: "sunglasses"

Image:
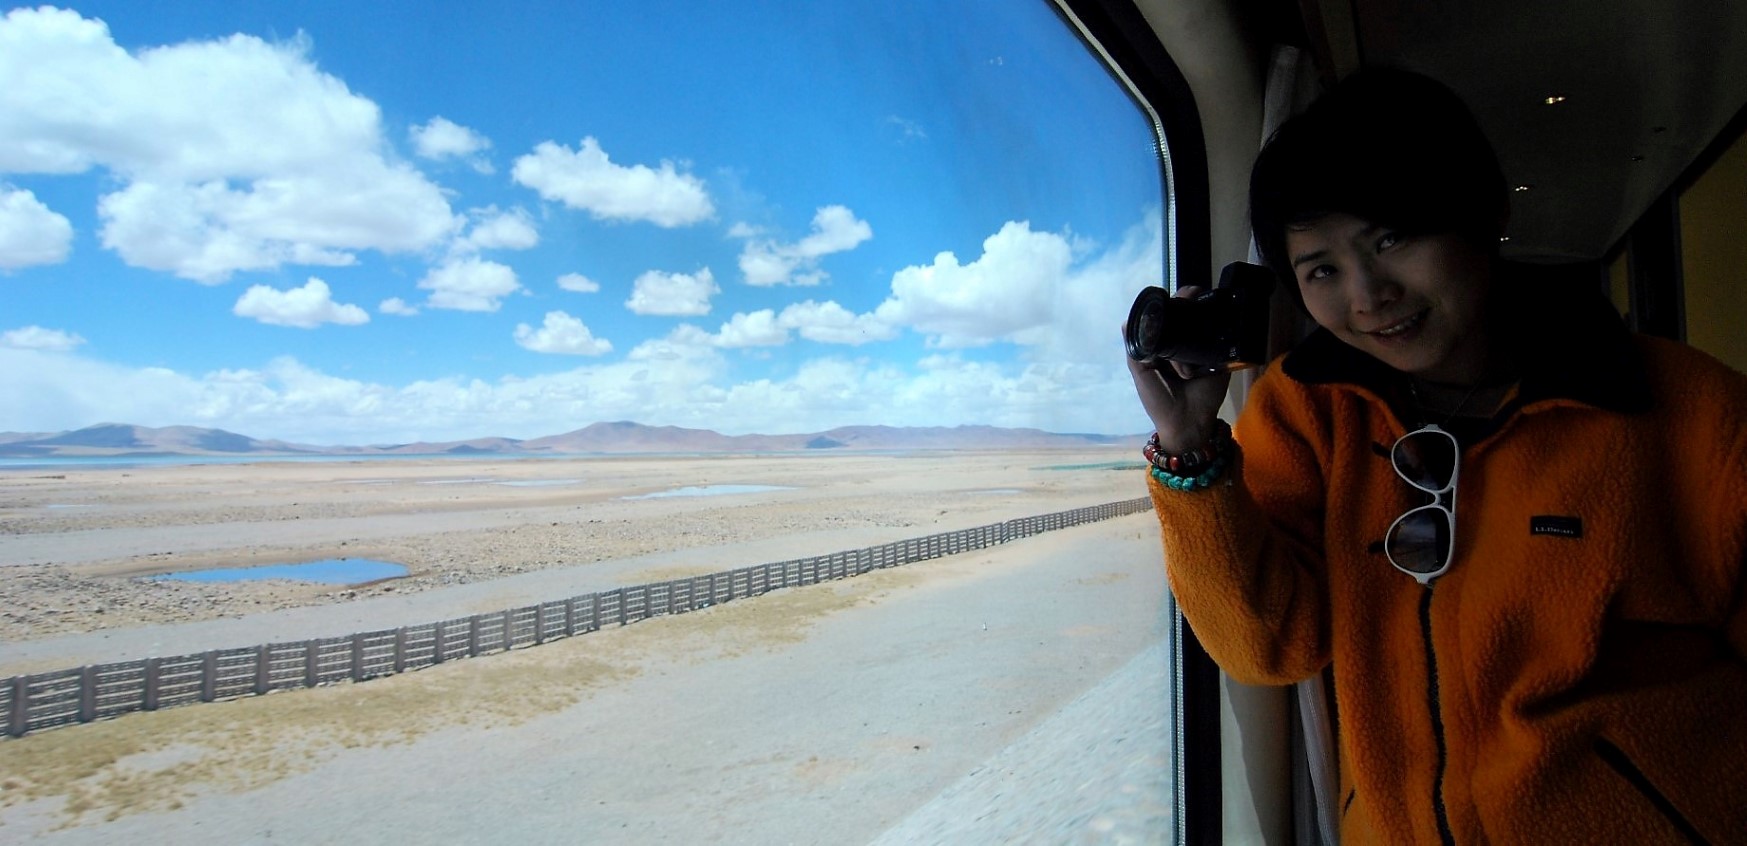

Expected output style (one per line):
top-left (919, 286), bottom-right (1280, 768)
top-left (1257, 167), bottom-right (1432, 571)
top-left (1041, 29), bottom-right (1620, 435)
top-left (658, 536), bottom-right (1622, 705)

top-left (1385, 423), bottom-right (1460, 584)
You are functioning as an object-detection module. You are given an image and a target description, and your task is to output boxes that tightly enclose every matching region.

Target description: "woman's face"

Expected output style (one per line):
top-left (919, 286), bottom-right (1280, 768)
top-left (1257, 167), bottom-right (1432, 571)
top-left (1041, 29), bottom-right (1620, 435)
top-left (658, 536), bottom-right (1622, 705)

top-left (1285, 213), bottom-right (1495, 385)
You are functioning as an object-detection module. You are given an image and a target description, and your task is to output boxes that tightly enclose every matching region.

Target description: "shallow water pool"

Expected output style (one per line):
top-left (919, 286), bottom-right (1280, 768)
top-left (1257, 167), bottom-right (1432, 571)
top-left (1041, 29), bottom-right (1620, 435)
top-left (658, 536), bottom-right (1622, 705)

top-left (622, 484), bottom-right (795, 500)
top-left (152, 558), bottom-right (409, 585)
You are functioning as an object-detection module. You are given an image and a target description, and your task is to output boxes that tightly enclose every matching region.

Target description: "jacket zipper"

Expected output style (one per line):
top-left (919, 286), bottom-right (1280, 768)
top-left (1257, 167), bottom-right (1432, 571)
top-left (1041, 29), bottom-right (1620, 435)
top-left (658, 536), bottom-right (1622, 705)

top-left (1419, 588), bottom-right (1456, 846)
top-left (1594, 738), bottom-right (1711, 845)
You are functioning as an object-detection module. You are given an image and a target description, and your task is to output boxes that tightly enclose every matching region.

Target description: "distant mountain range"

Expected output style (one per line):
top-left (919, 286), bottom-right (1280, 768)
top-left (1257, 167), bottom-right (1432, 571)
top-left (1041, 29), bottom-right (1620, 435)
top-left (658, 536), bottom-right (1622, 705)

top-left (0, 422), bottom-right (1134, 459)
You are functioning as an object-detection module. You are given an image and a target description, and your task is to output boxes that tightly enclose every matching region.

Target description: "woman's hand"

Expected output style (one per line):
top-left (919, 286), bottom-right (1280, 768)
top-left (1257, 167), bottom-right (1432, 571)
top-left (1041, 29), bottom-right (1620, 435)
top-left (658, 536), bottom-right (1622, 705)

top-left (1125, 286), bottom-right (1232, 453)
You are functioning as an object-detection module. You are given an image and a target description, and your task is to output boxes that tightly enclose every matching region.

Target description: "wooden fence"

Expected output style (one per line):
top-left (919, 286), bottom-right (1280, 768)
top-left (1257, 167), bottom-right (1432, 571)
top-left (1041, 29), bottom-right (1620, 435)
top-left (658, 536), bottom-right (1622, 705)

top-left (3, 496), bottom-right (1153, 738)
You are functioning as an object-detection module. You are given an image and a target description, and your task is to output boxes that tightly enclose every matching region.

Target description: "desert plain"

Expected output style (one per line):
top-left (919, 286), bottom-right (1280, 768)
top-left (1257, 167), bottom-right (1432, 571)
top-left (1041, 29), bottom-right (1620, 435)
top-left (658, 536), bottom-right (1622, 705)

top-left (0, 450), bottom-right (1174, 843)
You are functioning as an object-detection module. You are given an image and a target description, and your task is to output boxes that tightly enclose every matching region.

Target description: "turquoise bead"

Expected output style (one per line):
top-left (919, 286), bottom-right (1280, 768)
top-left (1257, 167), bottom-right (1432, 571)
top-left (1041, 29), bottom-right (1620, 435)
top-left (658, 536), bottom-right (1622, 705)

top-left (1148, 448), bottom-right (1235, 492)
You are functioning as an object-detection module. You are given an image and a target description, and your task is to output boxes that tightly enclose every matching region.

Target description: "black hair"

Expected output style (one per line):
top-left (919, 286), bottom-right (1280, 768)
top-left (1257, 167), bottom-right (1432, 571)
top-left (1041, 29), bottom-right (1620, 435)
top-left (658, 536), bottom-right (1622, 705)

top-left (1250, 68), bottom-right (1508, 311)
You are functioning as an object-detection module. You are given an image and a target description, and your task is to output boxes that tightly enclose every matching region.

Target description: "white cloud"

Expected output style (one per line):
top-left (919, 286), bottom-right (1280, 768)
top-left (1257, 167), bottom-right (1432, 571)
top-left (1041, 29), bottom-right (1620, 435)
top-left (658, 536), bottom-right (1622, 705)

top-left (1, 325), bottom-right (85, 351)
top-left (454, 206), bottom-right (538, 253)
top-left (777, 300), bottom-right (898, 345)
top-left (625, 267), bottom-right (717, 316)
top-left (0, 7), bottom-right (460, 283)
top-left (874, 220), bottom-right (1074, 348)
top-left (1020, 211), bottom-right (1164, 367)
top-left (726, 222), bottom-right (761, 239)
top-left (713, 310), bottom-right (789, 348)
top-left (0, 186), bottom-right (73, 269)
top-left (409, 116), bottom-right (493, 173)
top-left (629, 326), bottom-right (718, 360)
top-left (556, 272), bottom-right (599, 293)
top-left (514, 311), bottom-right (613, 356)
top-left (737, 205), bottom-right (872, 286)
top-left (0, 342), bottom-right (1147, 445)
top-left (417, 257), bottom-right (522, 312)
top-left (0, 210), bottom-right (1166, 443)
top-left (659, 300), bottom-right (898, 351)
top-left (887, 116), bottom-right (927, 141)
top-left (379, 297), bottom-right (419, 316)
top-left (511, 137), bottom-right (713, 227)
top-left (233, 277), bottom-right (369, 328)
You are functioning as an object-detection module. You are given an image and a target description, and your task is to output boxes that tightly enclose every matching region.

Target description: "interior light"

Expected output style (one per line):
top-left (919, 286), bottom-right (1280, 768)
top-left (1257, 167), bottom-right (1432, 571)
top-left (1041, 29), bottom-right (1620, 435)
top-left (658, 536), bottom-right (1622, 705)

top-left (1544, 95), bottom-right (1567, 105)
top-left (1499, 236), bottom-right (1512, 242)
top-left (1513, 185), bottom-right (1532, 193)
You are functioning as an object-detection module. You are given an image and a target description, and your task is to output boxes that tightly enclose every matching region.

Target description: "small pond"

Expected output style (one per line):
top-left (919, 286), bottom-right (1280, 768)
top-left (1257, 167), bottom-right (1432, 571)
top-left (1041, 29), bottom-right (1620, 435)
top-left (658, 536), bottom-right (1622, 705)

top-left (622, 484), bottom-right (795, 500)
top-left (153, 558), bottom-right (409, 585)
top-left (1038, 461), bottom-right (1146, 472)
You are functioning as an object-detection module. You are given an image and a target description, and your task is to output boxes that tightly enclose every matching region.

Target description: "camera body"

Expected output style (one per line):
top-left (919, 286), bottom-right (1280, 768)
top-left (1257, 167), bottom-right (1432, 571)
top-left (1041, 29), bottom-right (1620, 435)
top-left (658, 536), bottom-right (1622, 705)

top-left (1124, 261), bottom-right (1275, 371)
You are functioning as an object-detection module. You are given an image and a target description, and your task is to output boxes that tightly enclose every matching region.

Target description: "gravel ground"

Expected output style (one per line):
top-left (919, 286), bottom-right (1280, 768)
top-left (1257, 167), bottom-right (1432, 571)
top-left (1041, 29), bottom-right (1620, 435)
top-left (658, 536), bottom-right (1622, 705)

top-left (0, 517), bottom-right (1172, 843)
top-left (0, 452), bottom-right (1138, 643)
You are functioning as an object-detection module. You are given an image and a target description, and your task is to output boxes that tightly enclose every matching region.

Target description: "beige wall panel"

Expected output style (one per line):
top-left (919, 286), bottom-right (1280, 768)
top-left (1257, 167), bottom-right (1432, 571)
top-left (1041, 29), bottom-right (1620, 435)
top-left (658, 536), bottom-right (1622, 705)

top-left (1608, 251), bottom-right (1630, 320)
top-left (1679, 128), bottom-right (1747, 373)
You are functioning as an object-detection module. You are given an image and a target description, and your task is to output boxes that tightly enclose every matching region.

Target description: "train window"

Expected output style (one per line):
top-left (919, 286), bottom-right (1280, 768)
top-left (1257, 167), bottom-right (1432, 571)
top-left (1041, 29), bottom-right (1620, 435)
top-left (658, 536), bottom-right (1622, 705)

top-left (0, 1), bottom-right (1176, 840)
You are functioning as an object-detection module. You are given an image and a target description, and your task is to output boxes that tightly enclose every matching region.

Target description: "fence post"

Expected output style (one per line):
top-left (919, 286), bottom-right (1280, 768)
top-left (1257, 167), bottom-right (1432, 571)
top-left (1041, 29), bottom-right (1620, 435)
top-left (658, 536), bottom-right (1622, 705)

top-left (255, 645), bottom-right (270, 695)
top-left (501, 609), bottom-right (514, 650)
top-left (433, 624), bottom-right (446, 664)
top-left (468, 615), bottom-right (482, 657)
top-left (564, 597), bottom-right (577, 636)
top-left (394, 628), bottom-right (408, 673)
top-left (351, 635), bottom-right (365, 682)
top-left (535, 604), bottom-right (547, 644)
top-left (79, 665), bottom-right (97, 723)
top-left (305, 639), bottom-right (319, 686)
top-left (617, 589), bottom-right (628, 626)
top-left (8, 676), bottom-right (25, 737)
top-left (145, 657), bottom-right (162, 710)
top-left (591, 593), bottom-right (603, 632)
top-left (201, 651), bottom-right (218, 702)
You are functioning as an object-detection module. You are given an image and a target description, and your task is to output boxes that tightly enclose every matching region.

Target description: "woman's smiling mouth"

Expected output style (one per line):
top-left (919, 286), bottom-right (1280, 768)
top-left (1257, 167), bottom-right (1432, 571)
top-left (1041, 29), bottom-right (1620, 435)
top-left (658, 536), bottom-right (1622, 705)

top-left (1365, 309), bottom-right (1428, 341)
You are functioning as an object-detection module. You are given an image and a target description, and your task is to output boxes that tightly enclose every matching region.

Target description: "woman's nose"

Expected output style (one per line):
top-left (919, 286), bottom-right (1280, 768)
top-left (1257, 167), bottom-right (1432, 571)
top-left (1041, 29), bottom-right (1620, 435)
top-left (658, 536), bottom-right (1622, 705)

top-left (1348, 260), bottom-right (1401, 313)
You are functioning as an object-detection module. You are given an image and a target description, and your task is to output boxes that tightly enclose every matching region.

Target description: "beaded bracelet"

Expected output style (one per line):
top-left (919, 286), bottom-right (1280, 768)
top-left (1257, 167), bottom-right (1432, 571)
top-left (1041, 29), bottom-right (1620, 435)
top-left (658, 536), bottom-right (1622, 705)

top-left (1150, 457), bottom-right (1228, 490)
top-left (1143, 420), bottom-right (1232, 476)
top-left (1144, 420), bottom-right (1233, 490)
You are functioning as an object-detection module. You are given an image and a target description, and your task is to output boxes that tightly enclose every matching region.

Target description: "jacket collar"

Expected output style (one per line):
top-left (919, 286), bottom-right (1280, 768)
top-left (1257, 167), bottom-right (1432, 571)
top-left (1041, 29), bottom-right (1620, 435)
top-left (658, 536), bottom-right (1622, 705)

top-left (1280, 273), bottom-right (1653, 416)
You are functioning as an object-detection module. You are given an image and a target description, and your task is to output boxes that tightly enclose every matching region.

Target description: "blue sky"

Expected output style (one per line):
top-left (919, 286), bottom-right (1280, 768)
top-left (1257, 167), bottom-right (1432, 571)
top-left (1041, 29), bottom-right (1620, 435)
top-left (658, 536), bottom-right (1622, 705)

top-left (0, 1), bottom-right (1166, 444)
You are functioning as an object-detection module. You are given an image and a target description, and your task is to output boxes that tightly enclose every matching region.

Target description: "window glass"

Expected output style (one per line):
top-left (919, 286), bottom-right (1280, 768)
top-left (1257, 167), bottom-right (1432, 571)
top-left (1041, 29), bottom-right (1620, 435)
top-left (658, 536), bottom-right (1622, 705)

top-left (0, 0), bottom-right (1172, 839)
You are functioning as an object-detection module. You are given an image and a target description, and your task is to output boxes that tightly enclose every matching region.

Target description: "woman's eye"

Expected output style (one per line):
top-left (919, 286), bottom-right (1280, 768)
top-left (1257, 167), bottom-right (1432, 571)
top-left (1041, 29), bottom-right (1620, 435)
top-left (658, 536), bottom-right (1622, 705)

top-left (1376, 232), bottom-right (1401, 251)
top-left (1304, 264), bottom-right (1335, 282)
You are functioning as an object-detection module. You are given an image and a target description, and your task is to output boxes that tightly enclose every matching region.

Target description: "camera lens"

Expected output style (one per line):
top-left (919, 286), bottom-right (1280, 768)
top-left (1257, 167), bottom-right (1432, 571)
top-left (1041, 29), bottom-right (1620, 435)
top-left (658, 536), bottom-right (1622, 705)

top-left (1124, 286), bottom-right (1173, 363)
top-left (1124, 264), bottom-right (1276, 371)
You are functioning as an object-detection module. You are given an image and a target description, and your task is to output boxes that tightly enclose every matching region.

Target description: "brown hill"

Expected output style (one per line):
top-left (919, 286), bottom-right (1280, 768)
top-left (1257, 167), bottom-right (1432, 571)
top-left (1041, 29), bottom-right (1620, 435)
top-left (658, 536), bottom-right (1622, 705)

top-left (0, 421), bottom-right (1132, 459)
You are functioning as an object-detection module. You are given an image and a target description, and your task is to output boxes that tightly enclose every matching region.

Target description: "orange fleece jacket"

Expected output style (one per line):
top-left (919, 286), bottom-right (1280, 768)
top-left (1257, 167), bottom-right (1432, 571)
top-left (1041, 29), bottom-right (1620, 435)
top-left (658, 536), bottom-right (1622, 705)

top-left (1151, 320), bottom-right (1747, 844)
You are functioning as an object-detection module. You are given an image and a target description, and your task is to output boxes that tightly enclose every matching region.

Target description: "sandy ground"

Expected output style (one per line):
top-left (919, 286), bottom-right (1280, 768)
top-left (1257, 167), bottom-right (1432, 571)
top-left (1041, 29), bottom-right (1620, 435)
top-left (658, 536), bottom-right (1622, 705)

top-left (0, 450), bottom-right (1135, 644)
top-left (0, 450), bottom-right (1173, 842)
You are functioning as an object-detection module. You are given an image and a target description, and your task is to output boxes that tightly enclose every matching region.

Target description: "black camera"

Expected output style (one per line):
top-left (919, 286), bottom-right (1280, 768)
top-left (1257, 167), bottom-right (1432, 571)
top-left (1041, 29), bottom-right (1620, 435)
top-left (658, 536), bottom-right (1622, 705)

top-left (1124, 261), bottom-right (1275, 371)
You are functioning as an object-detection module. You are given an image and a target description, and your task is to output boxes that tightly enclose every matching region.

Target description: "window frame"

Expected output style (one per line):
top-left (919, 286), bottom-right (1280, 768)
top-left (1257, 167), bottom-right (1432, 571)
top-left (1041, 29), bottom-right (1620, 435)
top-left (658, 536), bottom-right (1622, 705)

top-left (1048, 2), bottom-right (1222, 842)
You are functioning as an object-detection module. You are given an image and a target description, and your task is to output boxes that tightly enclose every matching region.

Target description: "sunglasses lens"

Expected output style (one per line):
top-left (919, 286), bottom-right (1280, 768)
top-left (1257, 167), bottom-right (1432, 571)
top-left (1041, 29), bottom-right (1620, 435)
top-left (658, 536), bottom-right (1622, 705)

top-left (1387, 508), bottom-right (1451, 574)
top-left (1394, 430), bottom-right (1458, 492)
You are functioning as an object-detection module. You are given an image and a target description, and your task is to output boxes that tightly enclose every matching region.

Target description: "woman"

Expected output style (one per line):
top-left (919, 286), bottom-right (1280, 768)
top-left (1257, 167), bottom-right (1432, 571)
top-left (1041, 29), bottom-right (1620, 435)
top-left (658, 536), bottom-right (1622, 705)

top-left (1129, 68), bottom-right (1747, 844)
